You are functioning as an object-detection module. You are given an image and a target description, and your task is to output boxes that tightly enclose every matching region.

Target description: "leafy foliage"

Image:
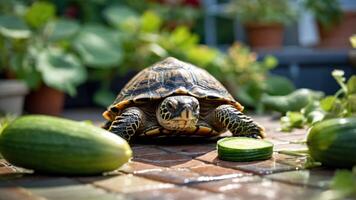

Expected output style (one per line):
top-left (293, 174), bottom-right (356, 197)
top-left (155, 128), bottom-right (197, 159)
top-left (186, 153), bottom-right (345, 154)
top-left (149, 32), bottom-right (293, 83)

top-left (45, 19), bottom-right (80, 42)
top-left (219, 43), bottom-right (285, 111)
top-left (314, 167), bottom-right (356, 200)
top-left (303, 0), bottom-right (342, 29)
top-left (36, 48), bottom-right (86, 96)
top-left (25, 1), bottom-right (56, 29)
top-left (0, 114), bottom-right (16, 135)
top-left (0, 1), bottom-right (115, 96)
top-left (0, 15), bottom-right (31, 39)
top-left (351, 35), bottom-right (356, 48)
top-left (73, 25), bottom-right (123, 68)
top-left (0, 1), bottom-right (278, 108)
top-left (279, 70), bottom-right (356, 131)
top-left (227, 0), bottom-right (297, 25)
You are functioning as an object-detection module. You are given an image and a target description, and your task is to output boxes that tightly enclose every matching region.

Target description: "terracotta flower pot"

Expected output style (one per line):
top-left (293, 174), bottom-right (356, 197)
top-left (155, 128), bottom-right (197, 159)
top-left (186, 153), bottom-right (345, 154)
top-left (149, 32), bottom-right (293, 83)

top-left (318, 11), bottom-right (356, 49)
top-left (25, 85), bottom-right (65, 116)
top-left (245, 24), bottom-right (284, 49)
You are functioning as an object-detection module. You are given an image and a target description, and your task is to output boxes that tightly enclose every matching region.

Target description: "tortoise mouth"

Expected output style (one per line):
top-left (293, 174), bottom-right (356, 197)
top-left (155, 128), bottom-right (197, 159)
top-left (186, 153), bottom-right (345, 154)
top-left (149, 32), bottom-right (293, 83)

top-left (164, 118), bottom-right (198, 130)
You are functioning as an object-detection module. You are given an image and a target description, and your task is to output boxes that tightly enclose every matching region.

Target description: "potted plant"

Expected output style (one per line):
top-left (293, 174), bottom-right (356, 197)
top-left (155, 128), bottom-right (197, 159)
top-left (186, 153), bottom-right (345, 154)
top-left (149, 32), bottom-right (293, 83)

top-left (0, 1), bottom-right (87, 115)
top-left (227, 0), bottom-right (297, 49)
top-left (101, 5), bottom-right (286, 113)
top-left (304, 0), bottom-right (355, 48)
top-left (0, 80), bottom-right (29, 115)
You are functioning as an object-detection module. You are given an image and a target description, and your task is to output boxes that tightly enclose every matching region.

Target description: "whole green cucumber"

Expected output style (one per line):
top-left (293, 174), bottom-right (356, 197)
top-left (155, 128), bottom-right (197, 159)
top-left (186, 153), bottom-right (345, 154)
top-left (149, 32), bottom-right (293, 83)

top-left (0, 115), bottom-right (132, 175)
top-left (307, 117), bottom-right (356, 168)
top-left (262, 89), bottom-right (324, 113)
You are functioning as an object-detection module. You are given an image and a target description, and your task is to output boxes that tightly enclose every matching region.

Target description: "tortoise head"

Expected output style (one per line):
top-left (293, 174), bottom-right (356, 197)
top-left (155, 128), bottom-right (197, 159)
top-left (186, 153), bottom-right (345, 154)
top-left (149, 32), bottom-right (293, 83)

top-left (156, 96), bottom-right (200, 131)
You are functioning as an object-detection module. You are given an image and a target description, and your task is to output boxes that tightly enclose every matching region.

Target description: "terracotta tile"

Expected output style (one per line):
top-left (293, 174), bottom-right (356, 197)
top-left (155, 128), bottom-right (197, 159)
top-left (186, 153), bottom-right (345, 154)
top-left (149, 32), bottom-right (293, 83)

top-left (192, 177), bottom-right (323, 199)
top-left (127, 186), bottom-right (231, 200)
top-left (30, 184), bottom-right (124, 200)
top-left (132, 145), bottom-right (168, 156)
top-left (266, 169), bottom-right (335, 189)
top-left (273, 143), bottom-right (308, 152)
top-left (189, 164), bottom-right (250, 177)
top-left (264, 138), bottom-right (290, 146)
top-left (133, 153), bottom-right (193, 168)
top-left (252, 115), bottom-right (281, 135)
top-left (86, 174), bottom-right (174, 194)
top-left (195, 150), bottom-right (219, 164)
top-left (230, 157), bottom-right (296, 175)
top-left (271, 132), bottom-right (307, 142)
top-left (135, 168), bottom-right (202, 184)
top-left (191, 176), bottom-right (262, 193)
top-left (119, 161), bottom-right (165, 174)
top-left (158, 143), bottom-right (216, 157)
top-left (136, 167), bottom-right (244, 185)
top-left (171, 159), bottom-right (206, 169)
top-left (0, 187), bottom-right (44, 200)
top-left (196, 151), bottom-right (296, 175)
top-left (2, 177), bottom-right (125, 200)
top-left (274, 153), bottom-right (311, 169)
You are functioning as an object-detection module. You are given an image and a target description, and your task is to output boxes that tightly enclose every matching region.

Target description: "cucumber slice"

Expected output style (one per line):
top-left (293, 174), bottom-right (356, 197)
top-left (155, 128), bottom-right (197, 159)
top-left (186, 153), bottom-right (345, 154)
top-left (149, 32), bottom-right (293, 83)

top-left (217, 137), bottom-right (273, 162)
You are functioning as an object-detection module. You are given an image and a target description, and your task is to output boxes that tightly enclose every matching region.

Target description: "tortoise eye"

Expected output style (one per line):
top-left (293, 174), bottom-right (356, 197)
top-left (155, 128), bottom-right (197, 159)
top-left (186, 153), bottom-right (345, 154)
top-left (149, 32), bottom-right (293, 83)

top-left (193, 104), bottom-right (199, 110)
top-left (166, 101), bottom-right (176, 110)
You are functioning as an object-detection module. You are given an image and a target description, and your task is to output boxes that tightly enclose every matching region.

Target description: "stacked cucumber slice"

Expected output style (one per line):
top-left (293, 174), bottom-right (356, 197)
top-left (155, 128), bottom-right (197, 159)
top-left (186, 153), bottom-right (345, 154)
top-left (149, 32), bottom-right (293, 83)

top-left (217, 137), bottom-right (273, 162)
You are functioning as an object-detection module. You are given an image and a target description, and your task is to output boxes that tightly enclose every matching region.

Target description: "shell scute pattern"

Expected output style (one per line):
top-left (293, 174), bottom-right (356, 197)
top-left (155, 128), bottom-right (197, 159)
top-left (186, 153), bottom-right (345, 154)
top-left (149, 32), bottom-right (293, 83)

top-left (104, 57), bottom-right (243, 120)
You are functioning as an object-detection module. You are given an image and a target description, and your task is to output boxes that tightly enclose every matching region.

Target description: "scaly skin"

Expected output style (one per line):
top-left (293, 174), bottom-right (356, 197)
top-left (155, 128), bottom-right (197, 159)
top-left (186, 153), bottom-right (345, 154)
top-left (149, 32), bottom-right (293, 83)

top-left (215, 105), bottom-right (265, 138)
top-left (109, 107), bottom-right (144, 141)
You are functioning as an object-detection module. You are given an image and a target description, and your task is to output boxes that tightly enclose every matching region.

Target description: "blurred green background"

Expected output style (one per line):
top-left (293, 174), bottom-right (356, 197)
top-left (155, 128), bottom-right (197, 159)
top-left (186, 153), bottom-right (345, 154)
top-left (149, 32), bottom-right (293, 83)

top-left (0, 0), bottom-right (355, 116)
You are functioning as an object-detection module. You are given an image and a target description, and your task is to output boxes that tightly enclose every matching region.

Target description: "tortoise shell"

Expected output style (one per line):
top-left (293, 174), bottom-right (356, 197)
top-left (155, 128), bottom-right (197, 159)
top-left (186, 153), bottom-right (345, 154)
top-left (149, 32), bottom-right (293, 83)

top-left (103, 57), bottom-right (243, 121)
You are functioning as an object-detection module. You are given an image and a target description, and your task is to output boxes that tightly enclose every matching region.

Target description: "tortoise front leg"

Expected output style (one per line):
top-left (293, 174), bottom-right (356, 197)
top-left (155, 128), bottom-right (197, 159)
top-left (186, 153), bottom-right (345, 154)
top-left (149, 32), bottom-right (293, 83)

top-left (107, 107), bottom-right (144, 141)
top-left (214, 105), bottom-right (266, 138)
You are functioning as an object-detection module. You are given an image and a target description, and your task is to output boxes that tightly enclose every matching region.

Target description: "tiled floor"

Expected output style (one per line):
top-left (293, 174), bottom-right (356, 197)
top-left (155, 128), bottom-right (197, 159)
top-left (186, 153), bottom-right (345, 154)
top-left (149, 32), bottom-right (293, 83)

top-left (0, 109), bottom-right (337, 200)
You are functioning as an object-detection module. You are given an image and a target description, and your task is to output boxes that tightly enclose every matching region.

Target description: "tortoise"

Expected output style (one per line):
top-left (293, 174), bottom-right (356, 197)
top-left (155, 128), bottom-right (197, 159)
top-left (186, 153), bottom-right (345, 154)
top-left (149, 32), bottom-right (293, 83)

top-left (103, 57), bottom-right (265, 141)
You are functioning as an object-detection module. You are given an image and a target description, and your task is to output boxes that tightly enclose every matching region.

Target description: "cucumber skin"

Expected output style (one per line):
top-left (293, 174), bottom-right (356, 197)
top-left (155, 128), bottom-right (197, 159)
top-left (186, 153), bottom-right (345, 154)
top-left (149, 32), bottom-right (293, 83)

top-left (262, 89), bottom-right (324, 113)
top-left (307, 117), bottom-right (356, 168)
top-left (217, 137), bottom-right (273, 162)
top-left (0, 115), bottom-right (132, 175)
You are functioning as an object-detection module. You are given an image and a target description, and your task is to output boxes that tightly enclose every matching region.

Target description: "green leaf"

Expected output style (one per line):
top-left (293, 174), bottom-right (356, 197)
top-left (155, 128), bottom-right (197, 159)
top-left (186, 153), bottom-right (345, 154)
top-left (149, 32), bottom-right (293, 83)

top-left (264, 75), bottom-right (295, 96)
top-left (332, 69), bottom-right (347, 93)
top-left (237, 82), bottom-right (264, 107)
top-left (147, 43), bottom-right (167, 57)
top-left (301, 101), bottom-right (326, 124)
top-left (93, 88), bottom-right (116, 108)
top-left (346, 94), bottom-right (356, 114)
top-left (280, 111), bottom-right (305, 132)
top-left (14, 54), bottom-right (42, 89)
top-left (25, 1), bottom-right (56, 29)
top-left (103, 5), bottom-right (139, 30)
top-left (36, 48), bottom-right (87, 96)
top-left (320, 96), bottom-right (337, 111)
top-left (262, 55), bottom-right (278, 70)
top-left (186, 45), bottom-right (218, 67)
top-left (330, 170), bottom-right (356, 196)
top-left (45, 19), bottom-right (80, 41)
top-left (351, 35), bottom-right (356, 48)
top-left (347, 76), bottom-right (356, 94)
top-left (140, 10), bottom-right (162, 33)
top-left (73, 25), bottom-right (123, 68)
top-left (0, 15), bottom-right (31, 39)
top-left (167, 26), bottom-right (199, 50)
top-left (286, 111), bottom-right (305, 127)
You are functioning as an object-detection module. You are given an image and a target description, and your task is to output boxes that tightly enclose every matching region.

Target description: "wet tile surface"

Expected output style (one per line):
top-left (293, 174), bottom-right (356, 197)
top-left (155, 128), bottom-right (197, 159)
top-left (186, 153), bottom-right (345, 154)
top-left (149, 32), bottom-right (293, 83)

top-left (0, 114), bottom-right (337, 200)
